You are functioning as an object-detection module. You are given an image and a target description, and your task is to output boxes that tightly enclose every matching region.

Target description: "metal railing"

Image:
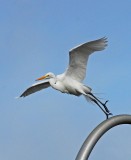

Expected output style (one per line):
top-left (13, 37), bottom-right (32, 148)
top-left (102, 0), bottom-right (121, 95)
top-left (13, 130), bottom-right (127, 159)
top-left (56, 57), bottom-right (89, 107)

top-left (75, 114), bottom-right (131, 160)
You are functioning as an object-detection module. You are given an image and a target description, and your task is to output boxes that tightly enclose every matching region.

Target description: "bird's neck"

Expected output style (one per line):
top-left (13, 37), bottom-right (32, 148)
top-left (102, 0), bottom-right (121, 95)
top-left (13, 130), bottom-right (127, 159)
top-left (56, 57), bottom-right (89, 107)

top-left (49, 76), bottom-right (57, 85)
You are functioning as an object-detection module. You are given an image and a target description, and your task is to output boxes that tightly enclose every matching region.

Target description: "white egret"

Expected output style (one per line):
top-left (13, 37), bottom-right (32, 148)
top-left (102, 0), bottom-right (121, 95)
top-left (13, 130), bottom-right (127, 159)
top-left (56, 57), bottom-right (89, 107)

top-left (20, 37), bottom-right (112, 118)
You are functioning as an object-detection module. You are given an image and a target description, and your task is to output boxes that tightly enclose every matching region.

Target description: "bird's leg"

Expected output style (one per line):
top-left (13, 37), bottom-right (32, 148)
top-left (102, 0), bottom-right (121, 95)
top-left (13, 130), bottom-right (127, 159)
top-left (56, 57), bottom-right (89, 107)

top-left (97, 99), bottom-right (112, 115)
top-left (92, 98), bottom-right (111, 119)
top-left (103, 100), bottom-right (110, 113)
top-left (88, 92), bottom-right (112, 118)
top-left (93, 99), bottom-right (110, 119)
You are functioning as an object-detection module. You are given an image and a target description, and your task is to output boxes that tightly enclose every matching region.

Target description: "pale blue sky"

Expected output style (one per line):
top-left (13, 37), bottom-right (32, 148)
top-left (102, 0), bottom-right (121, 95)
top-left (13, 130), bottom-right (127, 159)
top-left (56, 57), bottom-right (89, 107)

top-left (0, 0), bottom-right (131, 160)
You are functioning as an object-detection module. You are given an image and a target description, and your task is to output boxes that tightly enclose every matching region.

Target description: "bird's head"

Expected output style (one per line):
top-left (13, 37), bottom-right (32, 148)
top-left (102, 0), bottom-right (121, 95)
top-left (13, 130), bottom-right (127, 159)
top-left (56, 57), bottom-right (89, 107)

top-left (36, 72), bottom-right (55, 81)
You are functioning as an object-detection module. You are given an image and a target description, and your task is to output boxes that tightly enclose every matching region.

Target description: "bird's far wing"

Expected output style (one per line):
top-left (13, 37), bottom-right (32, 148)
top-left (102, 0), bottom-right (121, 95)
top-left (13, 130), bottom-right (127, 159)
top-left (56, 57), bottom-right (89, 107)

top-left (20, 80), bottom-right (50, 97)
top-left (65, 37), bottom-right (107, 82)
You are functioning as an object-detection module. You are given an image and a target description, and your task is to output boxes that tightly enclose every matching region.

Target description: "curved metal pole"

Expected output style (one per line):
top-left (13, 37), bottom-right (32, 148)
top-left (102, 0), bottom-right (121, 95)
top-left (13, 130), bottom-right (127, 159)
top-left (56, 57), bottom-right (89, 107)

top-left (75, 114), bottom-right (131, 160)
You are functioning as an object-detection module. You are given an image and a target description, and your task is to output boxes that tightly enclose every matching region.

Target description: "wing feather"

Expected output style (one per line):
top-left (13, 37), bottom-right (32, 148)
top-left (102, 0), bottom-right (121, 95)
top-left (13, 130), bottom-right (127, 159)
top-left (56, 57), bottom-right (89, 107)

top-left (20, 81), bottom-right (50, 97)
top-left (65, 37), bottom-right (107, 82)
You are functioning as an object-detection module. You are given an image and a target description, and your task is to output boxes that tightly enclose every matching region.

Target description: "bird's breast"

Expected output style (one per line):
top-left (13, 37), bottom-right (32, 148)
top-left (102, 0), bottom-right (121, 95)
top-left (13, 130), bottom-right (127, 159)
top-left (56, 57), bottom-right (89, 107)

top-left (49, 77), bottom-right (82, 96)
top-left (49, 78), bottom-right (67, 93)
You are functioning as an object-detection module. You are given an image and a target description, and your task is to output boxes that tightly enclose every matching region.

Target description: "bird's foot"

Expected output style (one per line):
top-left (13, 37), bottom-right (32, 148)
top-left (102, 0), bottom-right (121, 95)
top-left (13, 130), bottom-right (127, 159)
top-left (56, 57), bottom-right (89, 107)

top-left (102, 100), bottom-right (113, 119)
top-left (105, 111), bottom-right (113, 119)
top-left (103, 100), bottom-right (110, 112)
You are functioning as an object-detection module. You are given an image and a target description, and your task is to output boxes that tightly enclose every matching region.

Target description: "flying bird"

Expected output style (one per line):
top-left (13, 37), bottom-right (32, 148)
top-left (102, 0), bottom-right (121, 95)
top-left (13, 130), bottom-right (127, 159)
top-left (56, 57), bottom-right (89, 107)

top-left (20, 37), bottom-right (112, 119)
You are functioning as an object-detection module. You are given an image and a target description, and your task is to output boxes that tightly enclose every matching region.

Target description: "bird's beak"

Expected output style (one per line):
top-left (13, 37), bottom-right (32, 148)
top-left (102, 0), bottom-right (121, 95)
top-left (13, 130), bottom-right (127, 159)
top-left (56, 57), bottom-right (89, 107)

top-left (36, 75), bottom-right (47, 81)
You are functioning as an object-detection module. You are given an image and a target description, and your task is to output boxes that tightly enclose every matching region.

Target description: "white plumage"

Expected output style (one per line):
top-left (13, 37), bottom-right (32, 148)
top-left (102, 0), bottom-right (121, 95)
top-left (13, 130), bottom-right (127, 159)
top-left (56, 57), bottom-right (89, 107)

top-left (20, 37), bottom-right (112, 118)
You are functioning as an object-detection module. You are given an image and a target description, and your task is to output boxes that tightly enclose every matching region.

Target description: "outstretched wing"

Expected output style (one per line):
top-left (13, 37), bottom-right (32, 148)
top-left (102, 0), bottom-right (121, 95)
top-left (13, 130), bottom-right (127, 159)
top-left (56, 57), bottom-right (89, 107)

top-left (65, 37), bottom-right (107, 82)
top-left (20, 80), bottom-right (50, 97)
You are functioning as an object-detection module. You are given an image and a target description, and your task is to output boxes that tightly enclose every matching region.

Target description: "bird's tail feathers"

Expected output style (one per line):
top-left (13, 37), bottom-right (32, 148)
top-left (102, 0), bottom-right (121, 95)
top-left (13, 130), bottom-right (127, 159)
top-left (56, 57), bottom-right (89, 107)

top-left (84, 92), bottom-right (104, 105)
top-left (84, 94), bottom-right (99, 105)
top-left (89, 92), bottom-right (106, 101)
top-left (82, 85), bottom-right (106, 105)
top-left (84, 95), bottom-right (94, 104)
